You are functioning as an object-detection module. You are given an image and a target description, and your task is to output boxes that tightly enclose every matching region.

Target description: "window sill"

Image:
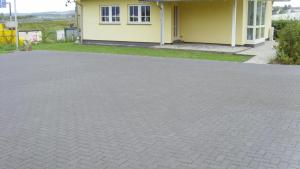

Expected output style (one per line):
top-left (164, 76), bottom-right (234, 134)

top-left (99, 22), bottom-right (121, 25)
top-left (127, 22), bottom-right (152, 25)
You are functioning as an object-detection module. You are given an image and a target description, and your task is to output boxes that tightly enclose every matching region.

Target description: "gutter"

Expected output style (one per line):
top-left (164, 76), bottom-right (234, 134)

top-left (74, 0), bottom-right (83, 44)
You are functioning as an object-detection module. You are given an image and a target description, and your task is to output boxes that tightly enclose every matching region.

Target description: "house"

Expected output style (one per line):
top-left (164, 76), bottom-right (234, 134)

top-left (77, 0), bottom-right (274, 47)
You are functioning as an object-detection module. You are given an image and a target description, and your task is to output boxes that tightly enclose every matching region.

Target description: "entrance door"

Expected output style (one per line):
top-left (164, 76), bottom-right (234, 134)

top-left (173, 5), bottom-right (180, 41)
top-left (246, 0), bottom-right (267, 44)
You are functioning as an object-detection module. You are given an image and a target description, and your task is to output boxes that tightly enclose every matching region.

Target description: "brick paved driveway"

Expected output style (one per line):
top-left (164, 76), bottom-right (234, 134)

top-left (0, 51), bottom-right (300, 169)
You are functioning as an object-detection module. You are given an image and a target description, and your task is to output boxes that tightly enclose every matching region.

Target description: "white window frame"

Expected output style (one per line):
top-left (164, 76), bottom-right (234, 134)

top-left (246, 0), bottom-right (267, 44)
top-left (100, 5), bottom-right (121, 24)
top-left (128, 5), bottom-right (151, 24)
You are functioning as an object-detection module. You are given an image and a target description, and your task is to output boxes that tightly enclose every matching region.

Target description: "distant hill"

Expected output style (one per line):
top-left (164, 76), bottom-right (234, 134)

top-left (18, 10), bottom-right (75, 16)
top-left (0, 11), bottom-right (75, 23)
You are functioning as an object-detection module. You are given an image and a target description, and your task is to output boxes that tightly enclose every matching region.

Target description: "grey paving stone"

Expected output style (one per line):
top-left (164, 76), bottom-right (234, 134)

top-left (0, 51), bottom-right (300, 169)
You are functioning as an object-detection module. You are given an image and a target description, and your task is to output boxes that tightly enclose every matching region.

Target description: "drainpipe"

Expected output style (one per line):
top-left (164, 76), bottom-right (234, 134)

top-left (75, 0), bottom-right (83, 44)
top-left (157, 1), bottom-right (165, 46)
top-left (80, 5), bottom-right (83, 44)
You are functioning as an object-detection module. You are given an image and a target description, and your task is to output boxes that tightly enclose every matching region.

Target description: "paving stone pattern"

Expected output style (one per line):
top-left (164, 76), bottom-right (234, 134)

top-left (0, 51), bottom-right (300, 169)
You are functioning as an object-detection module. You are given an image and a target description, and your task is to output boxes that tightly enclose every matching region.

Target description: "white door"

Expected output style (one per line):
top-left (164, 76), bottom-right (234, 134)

top-left (173, 5), bottom-right (180, 41)
top-left (246, 0), bottom-right (267, 44)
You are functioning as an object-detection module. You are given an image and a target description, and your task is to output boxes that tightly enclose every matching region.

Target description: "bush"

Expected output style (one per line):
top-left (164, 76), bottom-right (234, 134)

top-left (275, 21), bottom-right (300, 65)
top-left (272, 20), bottom-right (294, 39)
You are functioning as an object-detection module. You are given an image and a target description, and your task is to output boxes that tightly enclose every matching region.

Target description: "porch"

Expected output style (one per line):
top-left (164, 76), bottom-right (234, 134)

top-left (154, 41), bottom-right (276, 64)
top-left (150, 0), bottom-right (273, 47)
top-left (155, 43), bottom-right (250, 54)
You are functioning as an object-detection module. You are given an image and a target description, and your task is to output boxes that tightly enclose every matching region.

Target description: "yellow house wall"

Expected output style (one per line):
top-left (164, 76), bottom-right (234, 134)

top-left (81, 0), bottom-right (173, 43)
top-left (81, 0), bottom-right (273, 45)
top-left (178, 0), bottom-right (244, 45)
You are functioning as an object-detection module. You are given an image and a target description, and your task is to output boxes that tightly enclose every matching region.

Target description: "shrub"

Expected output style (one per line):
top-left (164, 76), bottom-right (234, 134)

top-left (272, 20), bottom-right (294, 39)
top-left (275, 21), bottom-right (300, 65)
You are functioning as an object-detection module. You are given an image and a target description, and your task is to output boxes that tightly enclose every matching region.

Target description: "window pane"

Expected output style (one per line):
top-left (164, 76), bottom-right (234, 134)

top-left (260, 27), bottom-right (265, 38)
top-left (256, 28), bottom-right (260, 39)
top-left (134, 6), bottom-right (138, 16)
top-left (247, 28), bottom-right (253, 40)
top-left (146, 6), bottom-right (150, 16)
top-left (261, 1), bottom-right (266, 25)
top-left (116, 7), bottom-right (120, 16)
top-left (248, 0), bottom-right (254, 26)
top-left (112, 7), bottom-right (116, 16)
top-left (102, 7), bottom-right (109, 17)
top-left (256, 1), bottom-right (262, 26)
top-left (141, 6), bottom-right (146, 16)
top-left (106, 7), bottom-right (109, 16)
top-left (130, 6), bottom-right (133, 16)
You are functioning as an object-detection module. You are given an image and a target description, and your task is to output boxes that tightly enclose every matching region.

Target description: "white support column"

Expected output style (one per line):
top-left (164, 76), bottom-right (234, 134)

top-left (231, 0), bottom-right (237, 47)
top-left (160, 2), bottom-right (165, 46)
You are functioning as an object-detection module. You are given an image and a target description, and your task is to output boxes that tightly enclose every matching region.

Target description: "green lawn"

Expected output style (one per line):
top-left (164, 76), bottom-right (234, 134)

top-left (19, 20), bottom-right (75, 31)
top-left (33, 43), bottom-right (252, 62)
top-left (0, 51), bottom-right (8, 54)
top-left (0, 45), bottom-right (16, 54)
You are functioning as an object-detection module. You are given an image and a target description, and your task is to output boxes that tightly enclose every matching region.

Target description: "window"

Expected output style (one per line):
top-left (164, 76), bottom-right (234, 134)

top-left (128, 5), bottom-right (151, 24)
top-left (141, 6), bottom-right (150, 22)
top-left (247, 0), bottom-right (254, 26)
top-left (101, 7), bottom-right (110, 22)
top-left (112, 6), bottom-right (120, 22)
top-left (246, 0), bottom-right (267, 42)
top-left (100, 6), bottom-right (120, 24)
top-left (129, 6), bottom-right (139, 22)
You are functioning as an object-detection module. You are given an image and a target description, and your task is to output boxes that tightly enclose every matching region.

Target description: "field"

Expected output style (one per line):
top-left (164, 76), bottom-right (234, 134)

top-left (19, 20), bottom-right (76, 42)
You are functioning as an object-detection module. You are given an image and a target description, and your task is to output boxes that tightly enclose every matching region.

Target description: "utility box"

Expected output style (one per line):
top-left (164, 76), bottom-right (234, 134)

top-left (65, 28), bottom-right (78, 41)
top-left (56, 30), bottom-right (65, 41)
top-left (56, 28), bottom-right (79, 42)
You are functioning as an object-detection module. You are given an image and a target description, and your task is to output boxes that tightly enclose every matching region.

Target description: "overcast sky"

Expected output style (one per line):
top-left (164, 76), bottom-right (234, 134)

top-left (0, 0), bottom-right (75, 13)
top-left (0, 0), bottom-right (300, 14)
